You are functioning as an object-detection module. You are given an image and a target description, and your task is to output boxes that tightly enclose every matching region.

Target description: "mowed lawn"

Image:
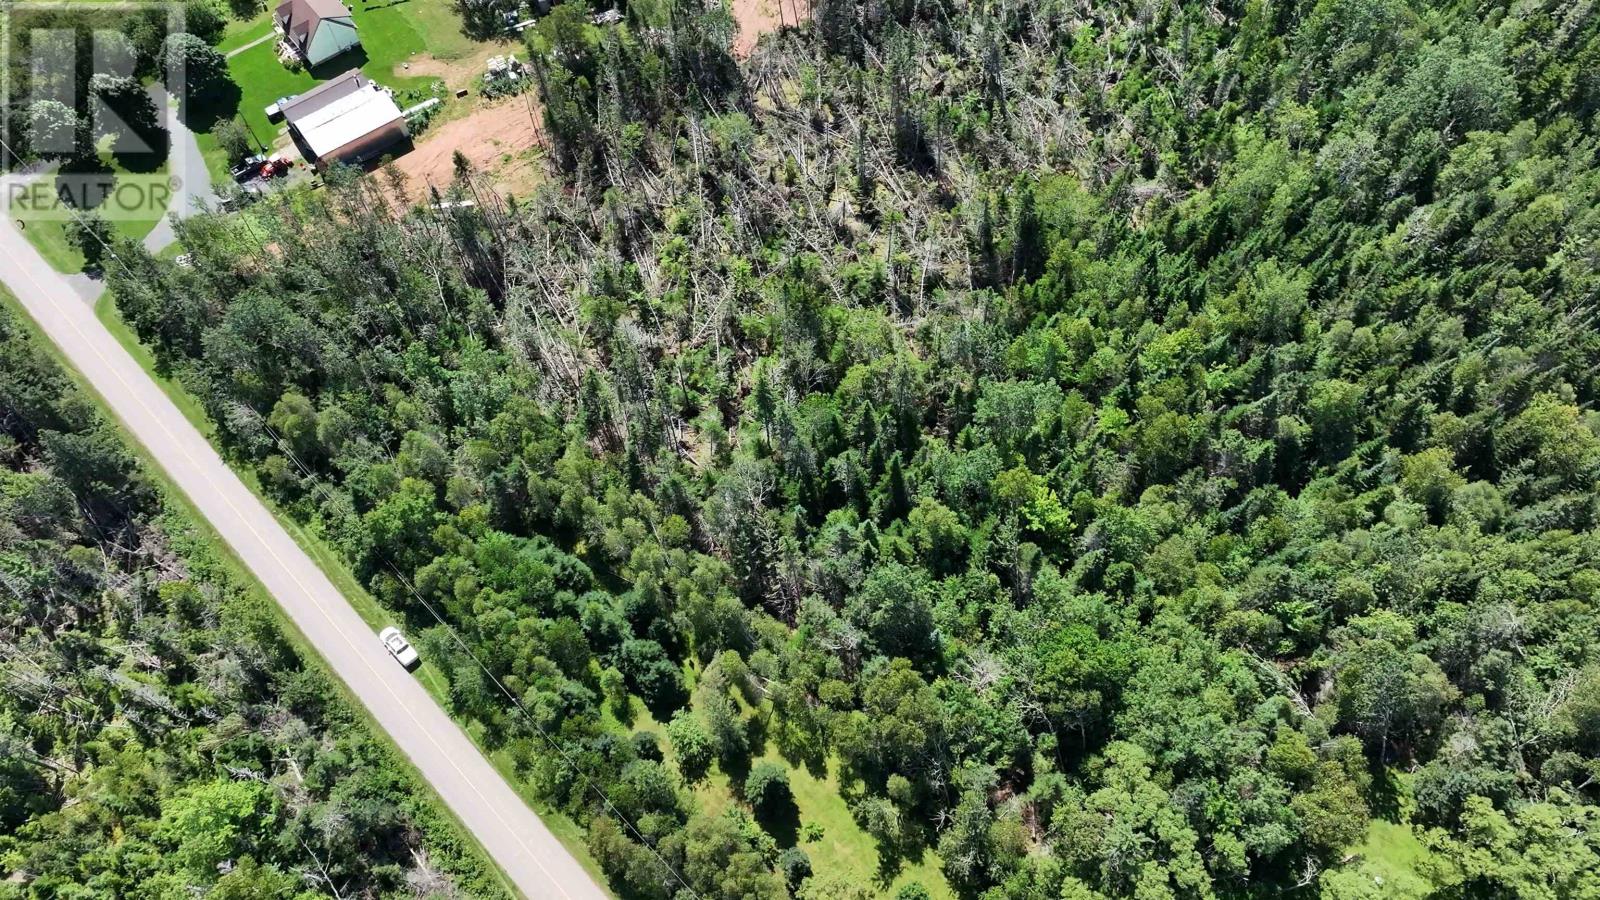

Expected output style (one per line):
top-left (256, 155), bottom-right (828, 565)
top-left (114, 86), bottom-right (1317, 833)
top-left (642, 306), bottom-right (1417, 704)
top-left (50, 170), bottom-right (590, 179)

top-left (216, 12), bottom-right (277, 54)
top-left (224, 0), bottom-right (482, 147)
top-left (226, 41), bottom-right (320, 143)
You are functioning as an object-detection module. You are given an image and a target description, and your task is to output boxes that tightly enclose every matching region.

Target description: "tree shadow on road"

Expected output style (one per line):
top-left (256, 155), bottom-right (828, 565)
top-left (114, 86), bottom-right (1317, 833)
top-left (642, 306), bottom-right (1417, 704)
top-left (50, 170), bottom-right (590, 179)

top-left (177, 79), bottom-right (243, 136)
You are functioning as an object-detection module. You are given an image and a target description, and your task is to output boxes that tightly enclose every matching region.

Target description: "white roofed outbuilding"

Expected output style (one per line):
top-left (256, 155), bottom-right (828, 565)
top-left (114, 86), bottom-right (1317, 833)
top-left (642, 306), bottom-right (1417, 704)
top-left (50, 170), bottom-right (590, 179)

top-left (280, 70), bottom-right (407, 169)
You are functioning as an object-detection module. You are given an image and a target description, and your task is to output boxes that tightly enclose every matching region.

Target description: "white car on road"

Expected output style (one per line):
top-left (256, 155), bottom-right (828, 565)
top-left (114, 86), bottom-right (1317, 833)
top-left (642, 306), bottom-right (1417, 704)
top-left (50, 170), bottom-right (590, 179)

top-left (379, 626), bottom-right (420, 669)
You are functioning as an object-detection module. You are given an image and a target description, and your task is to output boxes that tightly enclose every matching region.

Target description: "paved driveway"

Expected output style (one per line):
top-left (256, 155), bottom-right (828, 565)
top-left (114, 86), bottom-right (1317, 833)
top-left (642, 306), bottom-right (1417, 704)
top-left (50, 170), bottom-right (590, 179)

top-left (143, 82), bottom-right (215, 256)
top-left (14, 85), bottom-right (215, 304)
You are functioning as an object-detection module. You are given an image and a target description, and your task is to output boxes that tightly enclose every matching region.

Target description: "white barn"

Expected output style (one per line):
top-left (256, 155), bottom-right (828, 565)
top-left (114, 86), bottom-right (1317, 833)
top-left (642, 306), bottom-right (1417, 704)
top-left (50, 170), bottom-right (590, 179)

top-left (281, 70), bottom-right (407, 169)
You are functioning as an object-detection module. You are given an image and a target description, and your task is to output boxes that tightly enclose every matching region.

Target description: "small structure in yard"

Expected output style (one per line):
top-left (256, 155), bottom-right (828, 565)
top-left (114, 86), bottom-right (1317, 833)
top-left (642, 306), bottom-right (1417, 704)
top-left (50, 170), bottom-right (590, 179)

top-left (485, 54), bottom-right (524, 81)
top-left (274, 0), bottom-right (361, 68)
top-left (281, 70), bottom-right (407, 169)
top-left (403, 97), bottom-right (442, 118)
top-left (265, 95), bottom-right (298, 122)
top-left (481, 54), bottom-right (529, 99)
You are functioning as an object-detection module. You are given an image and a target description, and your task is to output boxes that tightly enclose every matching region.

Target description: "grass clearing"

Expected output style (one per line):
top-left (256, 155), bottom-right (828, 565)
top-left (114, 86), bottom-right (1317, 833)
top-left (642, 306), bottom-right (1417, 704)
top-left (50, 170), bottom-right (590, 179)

top-left (15, 203), bottom-right (88, 273)
top-left (1322, 818), bottom-right (1435, 898)
top-left (1321, 768), bottom-right (1434, 897)
top-left (685, 746), bottom-right (954, 899)
top-left (351, 0), bottom-right (458, 88)
top-left (640, 661), bottom-right (954, 894)
top-left (649, 680), bottom-right (952, 898)
top-left (387, 0), bottom-right (484, 61)
top-left (193, 128), bottom-right (238, 184)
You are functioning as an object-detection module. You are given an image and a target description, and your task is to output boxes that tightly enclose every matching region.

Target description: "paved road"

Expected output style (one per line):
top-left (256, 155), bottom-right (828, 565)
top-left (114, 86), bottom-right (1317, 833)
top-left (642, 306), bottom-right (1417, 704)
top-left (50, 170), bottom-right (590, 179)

top-left (0, 223), bottom-right (608, 900)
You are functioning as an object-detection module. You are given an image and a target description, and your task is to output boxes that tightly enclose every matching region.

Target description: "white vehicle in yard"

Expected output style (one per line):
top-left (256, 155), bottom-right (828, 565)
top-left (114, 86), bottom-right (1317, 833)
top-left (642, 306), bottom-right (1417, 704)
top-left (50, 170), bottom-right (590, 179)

top-left (379, 626), bottom-right (420, 670)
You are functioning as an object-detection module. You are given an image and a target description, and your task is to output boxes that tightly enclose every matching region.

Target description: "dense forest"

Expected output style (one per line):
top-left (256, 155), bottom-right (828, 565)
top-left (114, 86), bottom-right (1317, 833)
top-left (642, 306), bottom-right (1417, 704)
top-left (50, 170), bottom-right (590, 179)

top-left (98, 0), bottom-right (1600, 896)
top-left (0, 308), bottom-right (504, 897)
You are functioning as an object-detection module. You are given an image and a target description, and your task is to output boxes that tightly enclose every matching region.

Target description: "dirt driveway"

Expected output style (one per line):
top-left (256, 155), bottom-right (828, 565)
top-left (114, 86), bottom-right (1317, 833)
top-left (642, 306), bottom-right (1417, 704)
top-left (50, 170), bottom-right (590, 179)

top-left (384, 5), bottom-right (809, 198)
top-left (390, 95), bottom-right (545, 200)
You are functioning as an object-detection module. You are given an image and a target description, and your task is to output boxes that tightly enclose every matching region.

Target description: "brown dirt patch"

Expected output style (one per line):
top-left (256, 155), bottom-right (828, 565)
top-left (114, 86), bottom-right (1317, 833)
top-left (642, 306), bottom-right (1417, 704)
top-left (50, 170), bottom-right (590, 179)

top-left (389, 95), bottom-right (545, 200)
top-left (732, 0), bottom-right (809, 56)
top-left (394, 45), bottom-right (508, 93)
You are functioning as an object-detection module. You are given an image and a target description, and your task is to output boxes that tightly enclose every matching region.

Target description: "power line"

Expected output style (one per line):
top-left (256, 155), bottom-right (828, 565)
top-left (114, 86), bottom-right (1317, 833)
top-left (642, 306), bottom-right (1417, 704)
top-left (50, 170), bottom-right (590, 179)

top-left (260, 413), bottom-right (700, 896)
top-left (0, 134), bottom-right (141, 281)
top-left (4, 128), bottom-right (702, 900)
top-left (257, 410), bottom-right (703, 900)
